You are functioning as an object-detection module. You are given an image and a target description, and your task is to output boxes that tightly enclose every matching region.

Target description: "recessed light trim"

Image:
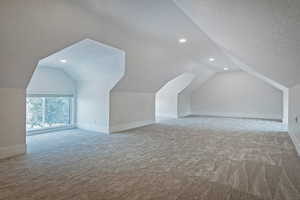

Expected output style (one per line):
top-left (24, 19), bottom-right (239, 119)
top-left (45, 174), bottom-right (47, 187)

top-left (179, 38), bottom-right (187, 43)
top-left (209, 58), bottom-right (215, 62)
top-left (60, 59), bottom-right (67, 63)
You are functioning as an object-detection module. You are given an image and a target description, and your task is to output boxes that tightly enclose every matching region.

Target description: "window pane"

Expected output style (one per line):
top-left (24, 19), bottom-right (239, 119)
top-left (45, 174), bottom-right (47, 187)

top-left (26, 96), bottom-right (73, 132)
top-left (26, 97), bottom-right (43, 130)
top-left (45, 97), bottom-right (71, 128)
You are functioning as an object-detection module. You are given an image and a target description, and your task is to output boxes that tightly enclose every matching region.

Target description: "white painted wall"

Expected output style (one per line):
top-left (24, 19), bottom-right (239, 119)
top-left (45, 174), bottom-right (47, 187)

top-left (72, 43), bottom-right (125, 134)
top-left (178, 68), bottom-right (216, 117)
top-left (191, 71), bottom-right (283, 120)
top-left (76, 80), bottom-right (110, 133)
top-left (26, 53), bottom-right (126, 134)
top-left (25, 44), bottom-right (127, 135)
top-left (1, 0), bottom-right (297, 160)
top-left (0, 0), bottom-right (268, 160)
top-left (0, 88), bottom-right (26, 159)
top-left (110, 92), bottom-right (155, 132)
top-left (156, 73), bottom-right (195, 119)
top-left (156, 93), bottom-right (178, 119)
top-left (178, 93), bottom-right (191, 117)
top-left (224, 52), bottom-right (289, 124)
top-left (289, 84), bottom-right (300, 155)
top-left (76, 76), bottom-right (126, 133)
top-left (27, 67), bottom-right (76, 95)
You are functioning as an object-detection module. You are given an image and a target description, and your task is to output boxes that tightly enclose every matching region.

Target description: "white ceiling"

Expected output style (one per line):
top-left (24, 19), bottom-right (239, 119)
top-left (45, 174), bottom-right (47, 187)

top-left (38, 39), bottom-right (125, 82)
top-left (175, 0), bottom-right (300, 87)
top-left (1, 0), bottom-right (298, 92)
top-left (0, 0), bottom-right (240, 91)
top-left (75, 0), bottom-right (240, 72)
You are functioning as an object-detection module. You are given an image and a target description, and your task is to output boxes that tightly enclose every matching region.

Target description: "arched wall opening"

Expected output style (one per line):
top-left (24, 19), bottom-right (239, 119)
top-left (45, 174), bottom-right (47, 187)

top-left (26, 39), bottom-right (125, 135)
top-left (27, 67), bottom-right (76, 135)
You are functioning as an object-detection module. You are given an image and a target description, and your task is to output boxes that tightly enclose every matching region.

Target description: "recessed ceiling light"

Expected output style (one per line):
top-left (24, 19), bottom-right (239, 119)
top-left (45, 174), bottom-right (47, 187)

top-left (224, 67), bottom-right (229, 71)
top-left (60, 59), bottom-right (67, 63)
top-left (209, 58), bottom-right (215, 62)
top-left (179, 38), bottom-right (187, 43)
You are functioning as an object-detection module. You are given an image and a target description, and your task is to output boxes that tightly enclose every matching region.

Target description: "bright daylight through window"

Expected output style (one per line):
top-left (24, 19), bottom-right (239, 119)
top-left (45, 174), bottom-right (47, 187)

top-left (26, 96), bottom-right (74, 133)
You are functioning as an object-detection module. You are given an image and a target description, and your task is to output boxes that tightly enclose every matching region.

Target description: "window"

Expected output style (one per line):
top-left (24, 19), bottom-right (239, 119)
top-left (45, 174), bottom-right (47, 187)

top-left (26, 95), bottom-right (74, 133)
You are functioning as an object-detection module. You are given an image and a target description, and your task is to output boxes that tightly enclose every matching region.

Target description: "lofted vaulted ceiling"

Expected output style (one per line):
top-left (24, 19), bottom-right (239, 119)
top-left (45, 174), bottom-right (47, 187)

top-left (1, 0), bottom-right (298, 92)
top-left (0, 0), bottom-right (239, 92)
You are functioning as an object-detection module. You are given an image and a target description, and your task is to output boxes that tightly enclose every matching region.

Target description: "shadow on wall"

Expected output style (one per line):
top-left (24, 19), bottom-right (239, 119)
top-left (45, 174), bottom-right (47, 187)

top-left (27, 39), bottom-right (125, 134)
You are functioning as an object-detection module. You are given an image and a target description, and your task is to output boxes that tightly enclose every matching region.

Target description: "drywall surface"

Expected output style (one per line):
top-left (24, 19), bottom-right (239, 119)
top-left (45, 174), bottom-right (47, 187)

top-left (0, 0), bottom-right (237, 158)
top-left (27, 67), bottom-right (76, 95)
top-left (289, 84), bottom-right (300, 155)
top-left (156, 73), bottom-right (194, 118)
top-left (178, 68), bottom-right (215, 118)
top-left (1, 0), bottom-right (294, 158)
top-left (38, 39), bottom-right (126, 83)
top-left (178, 93), bottom-right (191, 117)
top-left (283, 90), bottom-right (289, 124)
top-left (0, 0), bottom-right (235, 92)
top-left (76, 80), bottom-right (110, 133)
top-left (156, 93), bottom-right (178, 119)
top-left (36, 39), bottom-right (126, 134)
top-left (0, 88), bottom-right (26, 159)
top-left (175, 0), bottom-right (300, 88)
top-left (110, 92), bottom-right (155, 132)
top-left (191, 72), bottom-right (283, 120)
top-left (224, 51), bottom-right (289, 124)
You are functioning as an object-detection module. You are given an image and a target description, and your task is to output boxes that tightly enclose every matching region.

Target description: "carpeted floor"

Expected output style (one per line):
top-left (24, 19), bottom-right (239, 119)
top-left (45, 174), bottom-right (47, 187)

top-left (0, 117), bottom-right (300, 200)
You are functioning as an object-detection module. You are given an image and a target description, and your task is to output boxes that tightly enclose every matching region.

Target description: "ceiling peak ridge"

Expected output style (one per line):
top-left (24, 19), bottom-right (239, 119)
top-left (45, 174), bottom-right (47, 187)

top-left (173, 0), bottom-right (288, 92)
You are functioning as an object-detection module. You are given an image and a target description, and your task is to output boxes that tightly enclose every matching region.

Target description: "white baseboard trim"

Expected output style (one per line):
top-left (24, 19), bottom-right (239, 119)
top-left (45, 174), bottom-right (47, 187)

top-left (156, 114), bottom-right (178, 119)
top-left (0, 144), bottom-right (26, 160)
top-left (110, 120), bottom-right (155, 133)
top-left (191, 112), bottom-right (282, 121)
top-left (289, 131), bottom-right (300, 156)
top-left (77, 123), bottom-right (109, 134)
top-left (179, 113), bottom-right (192, 118)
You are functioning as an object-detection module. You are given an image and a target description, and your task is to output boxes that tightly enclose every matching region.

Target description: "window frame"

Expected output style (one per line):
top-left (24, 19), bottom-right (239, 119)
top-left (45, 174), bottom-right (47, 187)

top-left (26, 94), bottom-right (75, 135)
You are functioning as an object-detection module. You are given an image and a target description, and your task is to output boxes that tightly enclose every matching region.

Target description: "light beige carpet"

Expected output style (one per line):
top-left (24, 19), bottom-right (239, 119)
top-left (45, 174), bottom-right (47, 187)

top-left (0, 117), bottom-right (299, 200)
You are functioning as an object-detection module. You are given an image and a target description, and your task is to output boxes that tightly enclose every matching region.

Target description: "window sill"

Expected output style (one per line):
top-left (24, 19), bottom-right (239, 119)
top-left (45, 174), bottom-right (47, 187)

top-left (26, 125), bottom-right (76, 136)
